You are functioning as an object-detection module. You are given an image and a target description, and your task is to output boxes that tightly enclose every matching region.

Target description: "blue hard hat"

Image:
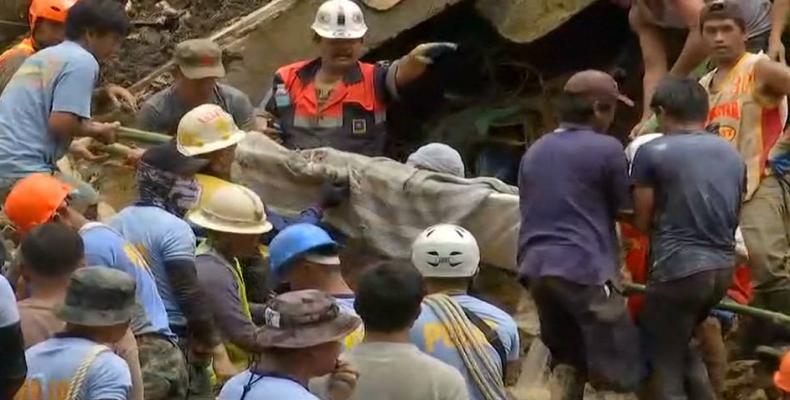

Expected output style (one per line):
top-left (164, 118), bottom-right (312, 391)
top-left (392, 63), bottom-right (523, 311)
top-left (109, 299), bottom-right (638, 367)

top-left (269, 223), bottom-right (338, 276)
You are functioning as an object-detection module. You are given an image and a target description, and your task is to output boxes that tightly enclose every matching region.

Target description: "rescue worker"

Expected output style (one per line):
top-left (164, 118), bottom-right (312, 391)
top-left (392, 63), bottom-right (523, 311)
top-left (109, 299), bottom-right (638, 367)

top-left (136, 39), bottom-right (258, 135)
top-left (409, 224), bottom-right (520, 400)
top-left (268, 223), bottom-right (364, 349)
top-left (218, 289), bottom-right (361, 400)
top-left (15, 267), bottom-right (136, 399)
top-left (176, 104), bottom-right (346, 233)
top-left (632, 77), bottom-right (745, 400)
top-left (109, 143), bottom-right (222, 399)
top-left (0, 0), bottom-right (128, 212)
top-left (0, 0), bottom-right (75, 92)
top-left (336, 262), bottom-right (469, 400)
top-left (776, 351), bottom-right (790, 398)
top-left (627, 0), bottom-right (784, 130)
top-left (260, 0), bottom-right (457, 156)
top-left (12, 222), bottom-right (145, 400)
top-left (518, 70), bottom-right (643, 398)
top-left (0, 274), bottom-right (25, 398)
top-left (4, 173), bottom-right (181, 400)
top-left (188, 182), bottom-right (273, 371)
top-left (695, 0), bottom-right (790, 347)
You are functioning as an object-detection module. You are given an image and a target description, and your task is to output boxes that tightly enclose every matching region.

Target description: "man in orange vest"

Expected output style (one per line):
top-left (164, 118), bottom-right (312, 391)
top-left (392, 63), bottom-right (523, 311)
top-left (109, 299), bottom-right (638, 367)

top-left (259, 0), bottom-right (457, 157)
top-left (0, 0), bottom-right (76, 92)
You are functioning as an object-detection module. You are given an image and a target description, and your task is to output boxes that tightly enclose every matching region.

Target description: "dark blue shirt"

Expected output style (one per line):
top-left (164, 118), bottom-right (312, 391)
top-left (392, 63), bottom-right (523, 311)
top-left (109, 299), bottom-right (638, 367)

top-left (518, 125), bottom-right (629, 285)
top-left (631, 132), bottom-right (745, 283)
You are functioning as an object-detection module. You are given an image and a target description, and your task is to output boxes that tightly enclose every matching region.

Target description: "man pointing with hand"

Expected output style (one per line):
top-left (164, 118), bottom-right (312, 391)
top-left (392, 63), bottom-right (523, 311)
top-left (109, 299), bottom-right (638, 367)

top-left (259, 0), bottom-right (456, 156)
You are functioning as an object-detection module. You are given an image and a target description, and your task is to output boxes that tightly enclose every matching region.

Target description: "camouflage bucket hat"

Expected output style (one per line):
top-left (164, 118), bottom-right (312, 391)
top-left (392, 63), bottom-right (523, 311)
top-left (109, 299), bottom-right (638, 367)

top-left (55, 266), bottom-right (137, 327)
top-left (257, 289), bottom-right (361, 349)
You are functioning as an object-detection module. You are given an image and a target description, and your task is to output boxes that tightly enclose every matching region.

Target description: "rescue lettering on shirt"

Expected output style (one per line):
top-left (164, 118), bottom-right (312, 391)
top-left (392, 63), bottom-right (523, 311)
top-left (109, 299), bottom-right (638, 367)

top-left (343, 326), bottom-right (364, 350)
top-left (421, 320), bottom-right (498, 353)
top-left (123, 243), bottom-right (151, 272)
top-left (14, 378), bottom-right (69, 399)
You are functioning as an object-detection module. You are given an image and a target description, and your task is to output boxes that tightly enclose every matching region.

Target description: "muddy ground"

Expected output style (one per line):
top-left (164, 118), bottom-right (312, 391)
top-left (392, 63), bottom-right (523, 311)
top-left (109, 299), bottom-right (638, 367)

top-left (102, 0), bottom-right (267, 87)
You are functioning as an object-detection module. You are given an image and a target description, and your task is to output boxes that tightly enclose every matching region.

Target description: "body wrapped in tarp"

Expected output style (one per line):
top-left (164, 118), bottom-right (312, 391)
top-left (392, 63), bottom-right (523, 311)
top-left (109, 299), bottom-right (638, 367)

top-left (232, 134), bottom-right (521, 271)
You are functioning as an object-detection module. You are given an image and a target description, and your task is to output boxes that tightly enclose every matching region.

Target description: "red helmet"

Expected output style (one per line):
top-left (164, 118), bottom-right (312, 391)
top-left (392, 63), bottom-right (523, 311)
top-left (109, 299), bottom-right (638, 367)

top-left (28, 0), bottom-right (77, 30)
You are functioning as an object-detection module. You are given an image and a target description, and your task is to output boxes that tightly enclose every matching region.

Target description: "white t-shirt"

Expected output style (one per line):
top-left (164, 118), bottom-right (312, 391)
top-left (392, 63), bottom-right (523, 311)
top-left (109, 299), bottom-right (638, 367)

top-left (0, 274), bottom-right (19, 328)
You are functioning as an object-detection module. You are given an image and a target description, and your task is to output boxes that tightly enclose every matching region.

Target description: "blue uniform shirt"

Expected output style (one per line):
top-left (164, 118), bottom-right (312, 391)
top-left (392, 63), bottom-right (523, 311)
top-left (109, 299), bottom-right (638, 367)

top-left (410, 294), bottom-right (520, 400)
top-left (109, 205), bottom-right (196, 329)
top-left (0, 41), bottom-right (98, 178)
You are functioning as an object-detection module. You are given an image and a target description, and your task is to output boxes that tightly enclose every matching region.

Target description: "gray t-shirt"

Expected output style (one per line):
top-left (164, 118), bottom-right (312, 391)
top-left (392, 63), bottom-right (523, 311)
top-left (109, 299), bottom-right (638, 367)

top-left (631, 132), bottom-right (745, 283)
top-left (136, 83), bottom-right (256, 135)
top-left (648, 0), bottom-right (771, 38)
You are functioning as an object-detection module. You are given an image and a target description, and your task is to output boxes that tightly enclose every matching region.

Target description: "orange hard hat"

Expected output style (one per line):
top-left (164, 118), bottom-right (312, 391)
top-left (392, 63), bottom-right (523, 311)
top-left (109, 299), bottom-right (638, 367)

top-left (28, 0), bottom-right (77, 30)
top-left (4, 173), bottom-right (72, 234)
top-left (776, 351), bottom-right (790, 392)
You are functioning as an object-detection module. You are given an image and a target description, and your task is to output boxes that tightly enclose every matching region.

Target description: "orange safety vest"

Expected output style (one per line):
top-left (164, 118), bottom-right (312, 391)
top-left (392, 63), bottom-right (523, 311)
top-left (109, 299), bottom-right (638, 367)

top-left (266, 58), bottom-right (389, 156)
top-left (0, 37), bottom-right (36, 65)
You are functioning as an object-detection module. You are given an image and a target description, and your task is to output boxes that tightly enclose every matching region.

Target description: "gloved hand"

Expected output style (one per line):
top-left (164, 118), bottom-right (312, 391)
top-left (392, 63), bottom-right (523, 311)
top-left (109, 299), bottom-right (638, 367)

top-left (408, 42), bottom-right (458, 65)
top-left (319, 180), bottom-right (349, 209)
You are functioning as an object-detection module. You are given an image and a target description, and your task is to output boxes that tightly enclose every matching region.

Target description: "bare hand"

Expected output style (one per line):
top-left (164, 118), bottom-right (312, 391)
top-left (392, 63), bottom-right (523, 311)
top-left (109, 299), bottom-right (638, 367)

top-left (91, 121), bottom-right (120, 144)
top-left (69, 137), bottom-right (110, 162)
top-left (125, 147), bottom-right (146, 166)
top-left (768, 37), bottom-right (786, 64)
top-left (106, 84), bottom-right (139, 112)
top-left (327, 359), bottom-right (359, 400)
top-left (255, 112), bottom-right (283, 143)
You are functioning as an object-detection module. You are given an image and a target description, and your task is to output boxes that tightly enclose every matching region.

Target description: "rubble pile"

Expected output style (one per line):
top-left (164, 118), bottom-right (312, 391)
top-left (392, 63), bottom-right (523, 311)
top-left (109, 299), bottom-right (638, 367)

top-left (103, 0), bottom-right (267, 87)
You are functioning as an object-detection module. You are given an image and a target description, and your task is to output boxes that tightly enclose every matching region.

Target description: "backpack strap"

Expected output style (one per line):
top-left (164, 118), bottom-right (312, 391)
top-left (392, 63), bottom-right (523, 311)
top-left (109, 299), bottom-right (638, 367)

top-left (66, 344), bottom-right (111, 400)
top-left (460, 305), bottom-right (508, 379)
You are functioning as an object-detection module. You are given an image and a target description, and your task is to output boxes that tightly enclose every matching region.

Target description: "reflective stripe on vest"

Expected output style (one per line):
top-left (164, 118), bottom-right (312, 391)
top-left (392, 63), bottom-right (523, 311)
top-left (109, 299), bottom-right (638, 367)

top-left (273, 60), bottom-right (388, 155)
top-left (0, 38), bottom-right (35, 65)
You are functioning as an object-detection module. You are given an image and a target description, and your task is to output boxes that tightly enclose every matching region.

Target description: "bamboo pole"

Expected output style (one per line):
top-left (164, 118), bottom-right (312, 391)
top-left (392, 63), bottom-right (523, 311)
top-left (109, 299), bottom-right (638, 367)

top-left (117, 126), bottom-right (170, 144)
top-left (623, 282), bottom-right (790, 326)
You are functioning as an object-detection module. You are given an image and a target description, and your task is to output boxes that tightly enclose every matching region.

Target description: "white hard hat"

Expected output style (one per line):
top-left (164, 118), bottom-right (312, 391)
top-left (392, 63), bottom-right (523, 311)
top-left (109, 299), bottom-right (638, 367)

top-left (311, 0), bottom-right (368, 39)
top-left (176, 104), bottom-right (247, 157)
top-left (411, 224), bottom-right (480, 278)
top-left (187, 182), bottom-right (273, 235)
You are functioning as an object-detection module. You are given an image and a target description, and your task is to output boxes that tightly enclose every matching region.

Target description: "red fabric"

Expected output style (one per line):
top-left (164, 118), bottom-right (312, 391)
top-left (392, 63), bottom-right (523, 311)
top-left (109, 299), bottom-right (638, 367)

top-left (728, 264), bottom-right (753, 305)
top-left (622, 223), bottom-right (649, 319)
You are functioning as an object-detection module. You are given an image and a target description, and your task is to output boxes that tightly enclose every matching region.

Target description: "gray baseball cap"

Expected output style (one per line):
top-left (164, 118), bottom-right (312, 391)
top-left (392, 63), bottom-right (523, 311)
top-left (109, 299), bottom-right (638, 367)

top-left (174, 39), bottom-right (225, 80)
top-left (55, 267), bottom-right (137, 327)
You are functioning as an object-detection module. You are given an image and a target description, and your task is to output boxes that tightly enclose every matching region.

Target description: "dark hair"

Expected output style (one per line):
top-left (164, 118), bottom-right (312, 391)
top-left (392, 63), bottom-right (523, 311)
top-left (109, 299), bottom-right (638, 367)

top-left (354, 262), bottom-right (425, 333)
top-left (554, 92), bottom-right (597, 124)
top-left (21, 223), bottom-right (84, 278)
top-left (65, 0), bottom-right (130, 41)
top-left (700, 1), bottom-right (746, 32)
top-left (650, 77), bottom-right (709, 123)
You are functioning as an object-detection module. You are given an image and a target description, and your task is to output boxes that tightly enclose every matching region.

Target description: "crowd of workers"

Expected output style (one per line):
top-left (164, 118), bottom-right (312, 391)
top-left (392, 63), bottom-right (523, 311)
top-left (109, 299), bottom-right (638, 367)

top-left (0, 0), bottom-right (790, 399)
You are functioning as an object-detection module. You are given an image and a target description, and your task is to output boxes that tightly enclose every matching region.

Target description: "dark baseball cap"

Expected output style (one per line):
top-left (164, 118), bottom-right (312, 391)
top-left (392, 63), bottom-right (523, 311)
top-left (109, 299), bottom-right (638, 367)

top-left (564, 70), bottom-right (634, 107)
top-left (173, 39), bottom-right (225, 80)
top-left (141, 143), bottom-right (209, 175)
top-left (700, 0), bottom-right (746, 31)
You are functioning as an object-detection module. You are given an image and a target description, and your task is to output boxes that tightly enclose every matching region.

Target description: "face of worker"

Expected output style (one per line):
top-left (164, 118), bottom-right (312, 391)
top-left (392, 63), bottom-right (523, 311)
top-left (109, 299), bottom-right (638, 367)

top-left (592, 101), bottom-right (617, 132)
top-left (702, 19), bottom-right (747, 63)
top-left (203, 145), bottom-right (237, 179)
top-left (176, 72), bottom-right (217, 108)
top-left (217, 232), bottom-right (261, 257)
top-left (84, 31), bottom-right (124, 62)
top-left (33, 19), bottom-right (66, 48)
top-left (318, 37), bottom-right (363, 72)
top-left (306, 341), bottom-right (343, 377)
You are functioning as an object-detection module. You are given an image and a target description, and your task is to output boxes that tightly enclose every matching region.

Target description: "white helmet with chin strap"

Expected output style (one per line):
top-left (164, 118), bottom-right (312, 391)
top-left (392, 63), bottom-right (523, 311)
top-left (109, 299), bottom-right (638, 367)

top-left (411, 224), bottom-right (481, 278)
top-left (311, 0), bottom-right (368, 39)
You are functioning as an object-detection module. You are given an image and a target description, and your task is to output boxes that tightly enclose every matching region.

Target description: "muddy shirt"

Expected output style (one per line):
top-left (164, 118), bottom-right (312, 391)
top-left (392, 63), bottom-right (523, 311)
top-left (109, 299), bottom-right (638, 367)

top-left (0, 39), bottom-right (33, 94)
top-left (631, 132), bottom-right (744, 283)
top-left (136, 83), bottom-right (256, 135)
top-left (0, 40), bottom-right (97, 178)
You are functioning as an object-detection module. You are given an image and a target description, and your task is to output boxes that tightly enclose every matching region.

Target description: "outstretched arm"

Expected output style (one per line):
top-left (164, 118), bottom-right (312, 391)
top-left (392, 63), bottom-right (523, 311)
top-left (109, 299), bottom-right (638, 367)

top-left (755, 57), bottom-right (790, 96)
top-left (769, 0), bottom-right (790, 62)
top-left (667, 0), bottom-right (708, 77)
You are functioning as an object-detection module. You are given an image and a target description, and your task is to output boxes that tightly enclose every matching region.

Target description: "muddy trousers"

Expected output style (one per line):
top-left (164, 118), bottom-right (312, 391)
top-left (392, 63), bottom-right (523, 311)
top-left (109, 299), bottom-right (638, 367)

top-left (527, 276), bottom-right (644, 397)
top-left (740, 175), bottom-right (790, 349)
top-left (137, 333), bottom-right (189, 400)
top-left (640, 268), bottom-right (732, 400)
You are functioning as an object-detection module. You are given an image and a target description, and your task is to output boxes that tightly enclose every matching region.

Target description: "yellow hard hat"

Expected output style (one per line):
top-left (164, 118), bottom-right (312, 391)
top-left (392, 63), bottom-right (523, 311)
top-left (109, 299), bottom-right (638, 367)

top-left (176, 104), bottom-right (247, 157)
top-left (187, 181), bottom-right (272, 235)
